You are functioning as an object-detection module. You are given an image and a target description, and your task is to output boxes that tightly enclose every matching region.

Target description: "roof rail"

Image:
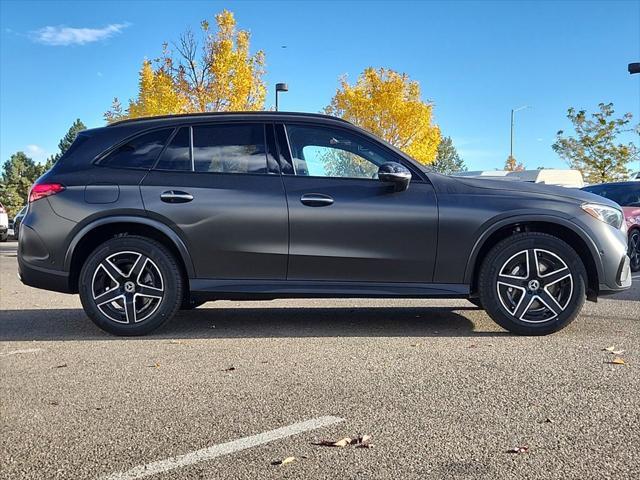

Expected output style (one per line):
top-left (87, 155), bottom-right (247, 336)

top-left (107, 111), bottom-right (351, 127)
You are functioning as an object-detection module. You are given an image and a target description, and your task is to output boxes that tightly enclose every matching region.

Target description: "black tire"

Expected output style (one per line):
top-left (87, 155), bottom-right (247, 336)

top-left (180, 299), bottom-right (206, 310)
top-left (79, 236), bottom-right (183, 336)
top-left (479, 232), bottom-right (586, 335)
top-left (628, 229), bottom-right (640, 272)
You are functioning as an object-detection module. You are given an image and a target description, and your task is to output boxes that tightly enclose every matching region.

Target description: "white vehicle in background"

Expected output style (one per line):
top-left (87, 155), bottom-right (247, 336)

top-left (453, 169), bottom-right (584, 188)
top-left (0, 202), bottom-right (9, 242)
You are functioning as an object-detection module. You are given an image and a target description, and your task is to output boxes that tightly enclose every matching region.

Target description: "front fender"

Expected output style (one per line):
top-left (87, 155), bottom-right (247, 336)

top-left (462, 212), bottom-right (604, 285)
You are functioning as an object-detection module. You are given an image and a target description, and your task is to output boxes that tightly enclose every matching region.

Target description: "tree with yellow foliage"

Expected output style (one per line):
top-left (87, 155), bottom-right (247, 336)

top-left (105, 10), bottom-right (266, 122)
top-left (326, 67), bottom-right (441, 165)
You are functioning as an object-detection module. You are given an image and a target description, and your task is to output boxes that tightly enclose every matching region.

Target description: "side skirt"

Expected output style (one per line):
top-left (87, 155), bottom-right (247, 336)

top-left (189, 279), bottom-right (470, 301)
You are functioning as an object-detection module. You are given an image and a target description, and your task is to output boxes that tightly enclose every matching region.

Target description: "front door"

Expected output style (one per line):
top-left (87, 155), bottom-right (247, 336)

top-left (278, 123), bottom-right (438, 283)
top-left (141, 123), bottom-right (288, 280)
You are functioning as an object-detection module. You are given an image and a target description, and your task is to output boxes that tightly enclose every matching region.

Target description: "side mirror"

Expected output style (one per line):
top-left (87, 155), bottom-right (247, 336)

top-left (378, 162), bottom-right (411, 192)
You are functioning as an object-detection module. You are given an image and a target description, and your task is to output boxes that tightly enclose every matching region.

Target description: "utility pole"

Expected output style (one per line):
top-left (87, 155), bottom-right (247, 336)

top-left (510, 106), bottom-right (529, 159)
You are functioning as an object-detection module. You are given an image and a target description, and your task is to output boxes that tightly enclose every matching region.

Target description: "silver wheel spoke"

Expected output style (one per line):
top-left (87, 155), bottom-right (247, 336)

top-left (95, 289), bottom-right (124, 306)
top-left (497, 274), bottom-right (528, 289)
top-left (101, 259), bottom-right (125, 283)
top-left (513, 292), bottom-right (534, 319)
top-left (527, 250), bottom-right (539, 278)
top-left (124, 295), bottom-right (136, 323)
top-left (538, 289), bottom-right (563, 314)
top-left (137, 286), bottom-right (163, 298)
top-left (540, 268), bottom-right (570, 286)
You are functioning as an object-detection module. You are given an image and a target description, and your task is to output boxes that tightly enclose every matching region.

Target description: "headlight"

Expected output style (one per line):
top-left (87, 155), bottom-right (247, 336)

top-left (581, 203), bottom-right (624, 229)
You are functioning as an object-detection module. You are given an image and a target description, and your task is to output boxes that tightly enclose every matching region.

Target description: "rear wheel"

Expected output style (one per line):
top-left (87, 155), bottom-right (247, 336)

top-left (79, 236), bottom-right (183, 336)
top-left (479, 232), bottom-right (586, 335)
top-left (628, 229), bottom-right (640, 272)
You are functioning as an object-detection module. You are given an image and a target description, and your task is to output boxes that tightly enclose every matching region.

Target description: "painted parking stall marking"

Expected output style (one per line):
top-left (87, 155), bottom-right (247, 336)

top-left (99, 415), bottom-right (344, 480)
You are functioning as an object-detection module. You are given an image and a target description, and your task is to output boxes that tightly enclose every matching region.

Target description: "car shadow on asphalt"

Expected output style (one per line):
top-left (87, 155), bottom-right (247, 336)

top-left (0, 306), bottom-right (509, 341)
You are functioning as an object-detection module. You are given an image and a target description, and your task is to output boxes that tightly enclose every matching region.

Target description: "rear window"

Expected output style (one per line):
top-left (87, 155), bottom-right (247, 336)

top-left (155, 127), bottom-right (191, 171)
top-left (192, 124), bottom-right (267, 174)
top-left (99, 129), bottom-right (172, 169)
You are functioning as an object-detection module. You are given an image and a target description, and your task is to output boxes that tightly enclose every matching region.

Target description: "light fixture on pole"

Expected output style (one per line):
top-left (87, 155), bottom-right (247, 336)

top-left (510, 105), bottom-right (530, 159)
top-left (275, 83), bottom-right (288, 111)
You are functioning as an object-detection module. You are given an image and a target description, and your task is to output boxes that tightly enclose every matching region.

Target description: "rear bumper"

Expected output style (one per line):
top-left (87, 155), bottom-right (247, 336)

top-left (18, 256), bottom-right (72, 294)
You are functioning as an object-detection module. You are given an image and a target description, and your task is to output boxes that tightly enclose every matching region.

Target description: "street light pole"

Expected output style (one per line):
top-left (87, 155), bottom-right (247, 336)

top-left (510, 105), bottom-right (529, 159)
top-left (275, 83), bottom-right (288, 111)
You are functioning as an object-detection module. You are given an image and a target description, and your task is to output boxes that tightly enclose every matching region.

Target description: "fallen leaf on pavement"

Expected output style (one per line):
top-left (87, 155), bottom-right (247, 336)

top-left (507, 446), bottom-right (529, 454)
top-left (607, 358), bottom-right (626, 365)
top-left (603, 346), bottom-right (616, 352)
top-left (611, 350), bottom-right (625, 355)
top-left (55, 363), bottom-right (67, 368)
top-left (148, 363), bottom-right (160, 368)
top-left (271, 456), bottom-right (296, 466)
top-left (313, 437), bottom-right (352, 448)
top-left (223, 366), bottom-right (236, 372)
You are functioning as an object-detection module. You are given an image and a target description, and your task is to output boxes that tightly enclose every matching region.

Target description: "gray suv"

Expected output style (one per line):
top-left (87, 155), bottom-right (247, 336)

top-left (18, 112), bottom-right (632, 335)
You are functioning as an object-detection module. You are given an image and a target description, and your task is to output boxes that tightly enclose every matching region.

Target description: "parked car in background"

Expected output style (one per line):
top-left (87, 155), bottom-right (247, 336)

top-left (0, 202), bottom-right (9, 242)
top-left (582, 181), bottom-right (640, 271)
top-left (628, 171), bottom-right (640, 181)
top-left (12, 205), bottom-right (27, 241)
top-left (18, 112), bottom-right (631, 336)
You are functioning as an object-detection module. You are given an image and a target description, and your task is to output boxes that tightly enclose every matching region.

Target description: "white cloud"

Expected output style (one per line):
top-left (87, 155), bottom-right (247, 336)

top-left (30, 23), bottom-right (129, 46)
top-left (24, 144), bottom-right (48, 162)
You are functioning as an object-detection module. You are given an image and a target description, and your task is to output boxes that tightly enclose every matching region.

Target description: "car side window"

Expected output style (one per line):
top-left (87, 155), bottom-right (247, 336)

top-left (100, 129), bottom-right (172, 169)
top-left (155, 127), bottom-right (191, 171)
top-left (285, 124), bottom-right (392, 179)
top-left (192, 124), bottom-right (267, 174)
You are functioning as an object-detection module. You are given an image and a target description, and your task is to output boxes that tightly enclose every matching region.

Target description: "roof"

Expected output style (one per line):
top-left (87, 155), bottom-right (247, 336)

top-left (108, 111), bottom-right (351, 127)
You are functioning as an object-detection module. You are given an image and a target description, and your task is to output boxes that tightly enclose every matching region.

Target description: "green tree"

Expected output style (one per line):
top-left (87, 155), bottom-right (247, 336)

top-left (552, 102), bottom-right (639, 184)
top-left (431, 136), bottom-right (467, 175)
top-left (44, 118), bottom-right (86, 168)
top-left (0, 152), bottom-right (46, 217)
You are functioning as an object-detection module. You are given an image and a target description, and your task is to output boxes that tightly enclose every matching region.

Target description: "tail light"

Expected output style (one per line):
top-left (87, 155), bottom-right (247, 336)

top-left (29, 183), bottom-right (65, 203)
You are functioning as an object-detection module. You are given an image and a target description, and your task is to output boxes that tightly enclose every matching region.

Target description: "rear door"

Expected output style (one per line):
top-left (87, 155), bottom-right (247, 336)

top-left (141, 122), bottom-right (288, 280)
top-left (276, 122), bottom-right (438, 283)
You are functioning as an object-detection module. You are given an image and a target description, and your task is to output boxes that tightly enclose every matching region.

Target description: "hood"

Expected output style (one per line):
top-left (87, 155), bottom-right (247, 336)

top-left (442, 175), bottom-right (622, 209)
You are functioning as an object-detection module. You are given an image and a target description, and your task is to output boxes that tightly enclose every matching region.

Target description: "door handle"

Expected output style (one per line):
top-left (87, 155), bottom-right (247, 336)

top-left (160, 190), bottom-right (193, 203)
top-left (300, 193), bottom-right (334, 207)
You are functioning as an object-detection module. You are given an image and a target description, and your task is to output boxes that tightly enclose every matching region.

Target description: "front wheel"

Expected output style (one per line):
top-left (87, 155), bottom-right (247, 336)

top-left (478, 232), bottom-right (586, 335)
top-left (628, 229), bottom-right (640, 272)
top-left (79, 236), bottom-right (183, 336)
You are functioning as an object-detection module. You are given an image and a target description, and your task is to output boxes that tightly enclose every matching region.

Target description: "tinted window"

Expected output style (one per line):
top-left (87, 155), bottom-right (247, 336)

top-left (583, 184), bottom-right (640, 207)
top-left (285, 124), bottom-right (391, 179)
top-left (155, 127), bottom-right (191, 171)
top-left (193, 124), bottom-right (267, 174)
top-left (100, 129), bottom-right (172, 169)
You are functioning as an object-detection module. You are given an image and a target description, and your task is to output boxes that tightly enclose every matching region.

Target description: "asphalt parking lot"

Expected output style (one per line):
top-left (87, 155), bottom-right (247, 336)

top-left (1, 240), bottom-right (639, 480)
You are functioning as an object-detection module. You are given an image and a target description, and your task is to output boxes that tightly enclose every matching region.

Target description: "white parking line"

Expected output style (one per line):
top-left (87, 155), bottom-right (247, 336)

top-left (99, 415), bottom-right (344, 480)
top-left (0, 348), bottom-right (43, 357)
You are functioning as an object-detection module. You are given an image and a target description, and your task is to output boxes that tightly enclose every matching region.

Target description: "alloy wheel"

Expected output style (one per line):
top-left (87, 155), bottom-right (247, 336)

top-left (91, 251), bottom-right (165, 324)
top-left (496, 248), bottom-right (573, 323)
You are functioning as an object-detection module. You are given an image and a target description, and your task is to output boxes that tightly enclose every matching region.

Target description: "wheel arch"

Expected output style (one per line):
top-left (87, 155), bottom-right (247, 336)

top-left (64, 216), bottom-right (195, 293)
top-left (465, 215), bottom-right (602, 301)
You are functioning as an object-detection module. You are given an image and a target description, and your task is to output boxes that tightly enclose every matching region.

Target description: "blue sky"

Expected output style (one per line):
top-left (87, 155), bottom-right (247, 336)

top-left (1, 0), bottom-right (639, 172)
